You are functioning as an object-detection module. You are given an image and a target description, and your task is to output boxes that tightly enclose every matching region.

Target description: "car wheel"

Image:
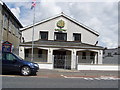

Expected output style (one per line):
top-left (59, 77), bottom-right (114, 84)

top-left (21, 66), bottom-right (31, 76)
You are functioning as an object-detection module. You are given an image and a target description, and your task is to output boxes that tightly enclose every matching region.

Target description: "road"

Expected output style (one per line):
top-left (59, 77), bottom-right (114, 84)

top-left (2, 76), bottom-right (119, 88)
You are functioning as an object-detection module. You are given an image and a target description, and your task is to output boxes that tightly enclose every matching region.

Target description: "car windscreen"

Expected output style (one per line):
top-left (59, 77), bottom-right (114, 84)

top-left (14, 54), bottom-right (24, 60)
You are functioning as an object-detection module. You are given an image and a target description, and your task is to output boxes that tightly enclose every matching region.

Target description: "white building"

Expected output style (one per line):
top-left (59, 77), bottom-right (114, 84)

top-left (19, 13), bottom-right (104, 70)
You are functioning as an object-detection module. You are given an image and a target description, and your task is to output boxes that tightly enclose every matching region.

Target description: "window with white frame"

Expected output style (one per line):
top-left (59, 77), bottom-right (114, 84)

top-left (73, 33), bottom-right (81, 42)
top-left (54, 32), bottom-right (67, 41)
top-left (40, 31), bottom-right (48, 40)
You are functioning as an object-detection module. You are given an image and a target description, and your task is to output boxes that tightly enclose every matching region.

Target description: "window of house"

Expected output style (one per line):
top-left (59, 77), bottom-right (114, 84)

top-left (103, 51), bottom-right (105, 55)
top-left (38, 49), bottom-right (42, 58)
top-left (15, 25), bottom-right (19, 37)
top-left (3, 14), bottom-right (8, 29)
top-left (107, 53), bottom-right (112, 57)
top-left (90, 52), bottom-right (94, 59)
top-left (9, 19), bottom-right (12, 32)
top-left (16, 28), bottom-right (19, 37)
top-left (73, 33), bottom-right (81, 42)
top-left (114, 52), bottom-right (117, 55)
top-left (40, 31), bottom-right (48, 40)
top-left (54, 32), bottom-right (67, 41)
top-left (82, 52), bottom-right (86, 59)
top-left (25, 49), bottom-right (29, 57)
top-left (11, 22), bottom-right (16, 35)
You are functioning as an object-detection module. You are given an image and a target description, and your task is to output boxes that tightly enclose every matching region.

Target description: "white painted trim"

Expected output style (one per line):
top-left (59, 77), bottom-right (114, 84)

top-left (77, 64), bottom-right (119, 71)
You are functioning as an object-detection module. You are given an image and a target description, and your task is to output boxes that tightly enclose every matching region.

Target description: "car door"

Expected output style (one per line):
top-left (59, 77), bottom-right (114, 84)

top-left (2, 53), bottom-right (8, 72)
top-left (2, 53), bottom-right (19, 72)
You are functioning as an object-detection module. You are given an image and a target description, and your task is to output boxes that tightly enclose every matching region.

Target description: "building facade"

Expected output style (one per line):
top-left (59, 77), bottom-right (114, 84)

top-left (19, 13), bottom-right (104, 70)
top-left (103, 47), bottom-right (120, 65)
top-left (0, 1), bottom-right (23, 54)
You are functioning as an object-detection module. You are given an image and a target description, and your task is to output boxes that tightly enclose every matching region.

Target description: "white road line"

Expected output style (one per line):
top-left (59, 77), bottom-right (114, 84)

top-left (63, 76), bottom-right (119, 80)
top-left (84, 78), bottom-right (94, 80)
top-left (60, 75), bottom-right (120, 80)
top-left (0, 75), bottom-right (19, 77)
top-left (94, 78), bottom-right (101, 80)
top-left (61, 75), bottom-right (83, 79)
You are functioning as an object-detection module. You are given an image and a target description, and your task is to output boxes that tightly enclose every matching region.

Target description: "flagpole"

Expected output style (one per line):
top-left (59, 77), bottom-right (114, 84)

top-left (31, 4), bottom-right (35, 62)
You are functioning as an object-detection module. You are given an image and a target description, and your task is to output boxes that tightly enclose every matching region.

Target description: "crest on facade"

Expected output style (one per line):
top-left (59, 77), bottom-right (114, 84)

top-left (55, 20), bottom-right (66, 31)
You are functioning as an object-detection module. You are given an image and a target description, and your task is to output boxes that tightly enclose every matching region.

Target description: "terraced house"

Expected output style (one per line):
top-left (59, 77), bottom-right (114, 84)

top-left (0, 1), bottom-right (23, 54)
top-left (19, 12), bottom-right (104, 70)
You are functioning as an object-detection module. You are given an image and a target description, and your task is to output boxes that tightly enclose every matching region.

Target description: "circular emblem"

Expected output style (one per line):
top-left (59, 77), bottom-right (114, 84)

top-left (57, 20), bottom-right (65, 29)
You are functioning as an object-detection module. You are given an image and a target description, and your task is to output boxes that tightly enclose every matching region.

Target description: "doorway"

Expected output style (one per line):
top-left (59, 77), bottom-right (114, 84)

top-left (53, 50), bottom-right (71, 69)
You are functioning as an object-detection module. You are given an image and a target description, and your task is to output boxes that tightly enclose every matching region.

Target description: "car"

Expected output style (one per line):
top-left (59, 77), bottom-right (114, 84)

top-left (1, 52), bottom-right (39, 76)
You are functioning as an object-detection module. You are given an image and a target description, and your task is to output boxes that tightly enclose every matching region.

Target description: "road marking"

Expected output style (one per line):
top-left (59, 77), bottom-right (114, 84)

top-left (0, 75), bottom-right (20, 77)
top-left (60, 75), bottom-right (120, 80)
top-left (61, 75), bottom-right (82, 79)
top-left (94, 78), bottom-right (101, 80)
top-left (100, 76), bottom-right (119, 80)
top-left (84, 78), bottom-right (94, 80)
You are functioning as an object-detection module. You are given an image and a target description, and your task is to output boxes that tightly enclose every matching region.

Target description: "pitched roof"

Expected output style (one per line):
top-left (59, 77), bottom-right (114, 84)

top-left (20, 12), bottom-right (99, 36)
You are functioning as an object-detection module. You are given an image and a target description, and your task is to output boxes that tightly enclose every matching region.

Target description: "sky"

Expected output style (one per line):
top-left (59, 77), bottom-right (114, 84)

top-left (2, 0), bottom-right (118, 48)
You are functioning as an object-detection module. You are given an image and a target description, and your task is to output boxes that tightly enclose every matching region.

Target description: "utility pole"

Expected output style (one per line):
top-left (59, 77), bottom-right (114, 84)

top-left (31, 5), bottom-right (35, 62)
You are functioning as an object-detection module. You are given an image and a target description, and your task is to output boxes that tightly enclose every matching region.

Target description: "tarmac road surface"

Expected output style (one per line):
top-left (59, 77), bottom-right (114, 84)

top-left (2, 76), bottom-right (119, 88)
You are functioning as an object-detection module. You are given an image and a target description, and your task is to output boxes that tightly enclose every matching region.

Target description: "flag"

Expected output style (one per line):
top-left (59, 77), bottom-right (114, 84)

top-left (31, 0), bottom-right (36, 9)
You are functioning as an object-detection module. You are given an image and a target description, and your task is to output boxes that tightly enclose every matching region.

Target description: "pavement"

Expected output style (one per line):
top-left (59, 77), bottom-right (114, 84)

top-left (1, 69), bottom-right (120, 79)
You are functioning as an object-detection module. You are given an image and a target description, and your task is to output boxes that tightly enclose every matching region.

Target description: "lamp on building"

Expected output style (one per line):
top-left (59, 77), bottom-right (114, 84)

top-left (95, 41), bottom-right (98, 46)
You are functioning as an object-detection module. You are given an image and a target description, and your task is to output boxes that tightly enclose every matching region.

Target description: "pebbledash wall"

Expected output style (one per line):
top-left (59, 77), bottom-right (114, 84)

top-left (0, 1), bottom-right (23, 54)
top-left (19, 13), bottom-right (119, 71)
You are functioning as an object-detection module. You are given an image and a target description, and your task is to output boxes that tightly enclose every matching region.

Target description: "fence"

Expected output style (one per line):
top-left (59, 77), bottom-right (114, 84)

top-left (77, 56), bottom-right (95, 64)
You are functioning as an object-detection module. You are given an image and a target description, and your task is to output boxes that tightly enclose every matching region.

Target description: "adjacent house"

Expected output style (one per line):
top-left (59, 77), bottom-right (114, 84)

top-left (19, 12), bottom-right (104, 70)
top-left (0, 1), bottom-right (23, 54)
top-left (103, 47), bottom-right (120, 65)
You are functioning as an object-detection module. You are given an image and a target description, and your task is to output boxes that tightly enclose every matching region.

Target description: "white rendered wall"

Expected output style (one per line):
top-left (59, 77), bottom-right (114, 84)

top-left (77, 65), bottom-right (119, 71)
top-left (38, 63), bottom-right (53, 69)
top-left (19, 47), bottom-right (25, 59)
top-left (22, 16), bottom-right (98, 45)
